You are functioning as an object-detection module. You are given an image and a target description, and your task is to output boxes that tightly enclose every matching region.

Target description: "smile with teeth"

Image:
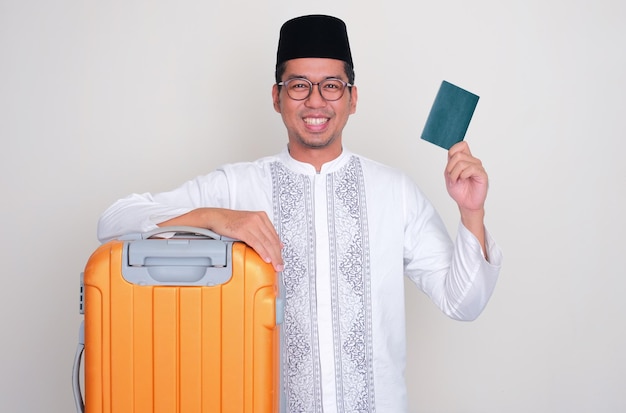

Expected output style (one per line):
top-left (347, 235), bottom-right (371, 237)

top-left (303, 117), bottom-right (329, 126)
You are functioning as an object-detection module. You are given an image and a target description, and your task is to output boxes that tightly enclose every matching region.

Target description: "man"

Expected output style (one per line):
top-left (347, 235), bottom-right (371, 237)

top-left (98, 15), bottom-right (502, 412)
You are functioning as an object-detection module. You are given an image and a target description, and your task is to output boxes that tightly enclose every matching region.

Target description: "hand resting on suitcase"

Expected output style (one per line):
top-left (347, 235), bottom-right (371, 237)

top-left (158, 207), bottom-right (285, 272)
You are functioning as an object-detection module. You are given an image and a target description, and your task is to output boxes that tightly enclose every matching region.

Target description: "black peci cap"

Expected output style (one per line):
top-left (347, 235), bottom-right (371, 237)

top-left (276, 15), bottom-right (353, 69)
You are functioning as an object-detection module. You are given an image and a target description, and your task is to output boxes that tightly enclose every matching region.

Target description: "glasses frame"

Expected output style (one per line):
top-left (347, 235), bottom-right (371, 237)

top-left (277, 77), bottom-right (353, 101)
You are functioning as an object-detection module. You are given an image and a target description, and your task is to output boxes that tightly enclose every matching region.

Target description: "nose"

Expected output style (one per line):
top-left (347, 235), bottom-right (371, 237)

top-left (305, 83), bottom-right (327, 107)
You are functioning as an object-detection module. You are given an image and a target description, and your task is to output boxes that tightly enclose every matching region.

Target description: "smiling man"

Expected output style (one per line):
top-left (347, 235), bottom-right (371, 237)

top-left (98, 15), bottom-right (502, 412)
top-left (273, 57), bottom-right (356, 169)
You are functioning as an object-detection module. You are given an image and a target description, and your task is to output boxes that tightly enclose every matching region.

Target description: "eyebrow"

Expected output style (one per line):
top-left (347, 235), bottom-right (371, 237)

top-left (285, 74), bottom-right (346, 81)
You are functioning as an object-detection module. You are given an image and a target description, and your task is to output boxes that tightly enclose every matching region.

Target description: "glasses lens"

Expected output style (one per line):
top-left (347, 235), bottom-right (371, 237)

top-left (285, 79), bottom-right (312, 100)
top-left (320, 79), bottom-right (346, 101)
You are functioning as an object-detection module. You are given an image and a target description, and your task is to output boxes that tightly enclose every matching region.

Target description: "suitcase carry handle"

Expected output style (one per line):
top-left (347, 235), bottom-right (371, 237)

top-left (72, 321), bottom-right (85, 413)
top-left (143, 226), bottom-right (228, 240)
top-left (120, 226), bottom-right (237, 241)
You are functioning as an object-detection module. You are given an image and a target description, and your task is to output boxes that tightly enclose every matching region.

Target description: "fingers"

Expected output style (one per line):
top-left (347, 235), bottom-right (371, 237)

top-left (221, 210), bottom-right (285, 272)
top-left (444, 142), bottom-right (489, 212)
top-left (244, 213), bottom-right (285, 272)
top-left (445, 141), bottom-right (486, 182)
top-left (448, 140), bottom-right (472, 158)
top-left (446, 157), bottom-right (486, 183)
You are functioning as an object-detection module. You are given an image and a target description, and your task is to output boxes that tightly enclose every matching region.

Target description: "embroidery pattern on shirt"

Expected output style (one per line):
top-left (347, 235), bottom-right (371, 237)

top-left (271, 162), bottom-right (323, 413)
top-left (327, 156), bottom-right (376, 412)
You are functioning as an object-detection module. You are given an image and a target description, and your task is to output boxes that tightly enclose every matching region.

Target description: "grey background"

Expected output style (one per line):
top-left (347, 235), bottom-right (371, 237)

top-left (1, 0), bottom-right (624, 411)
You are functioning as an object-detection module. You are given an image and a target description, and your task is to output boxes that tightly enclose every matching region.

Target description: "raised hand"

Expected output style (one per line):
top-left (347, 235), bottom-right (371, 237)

top-left (444, 141), bottom-right (489, 258)
top-left (445, 141), bottom-right (488, 213)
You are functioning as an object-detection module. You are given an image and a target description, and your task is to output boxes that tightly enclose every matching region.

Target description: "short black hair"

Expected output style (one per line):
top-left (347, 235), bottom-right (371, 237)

top-left (274, 61), bottom-right (355, 86)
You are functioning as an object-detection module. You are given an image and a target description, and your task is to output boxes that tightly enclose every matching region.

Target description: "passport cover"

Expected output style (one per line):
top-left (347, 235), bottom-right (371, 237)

top-left (421, 80), bottom-right (479, 150)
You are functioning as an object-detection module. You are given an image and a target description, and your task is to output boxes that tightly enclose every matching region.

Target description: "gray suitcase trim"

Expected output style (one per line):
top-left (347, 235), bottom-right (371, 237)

top-left (121, 226), bottom-right (236, 286)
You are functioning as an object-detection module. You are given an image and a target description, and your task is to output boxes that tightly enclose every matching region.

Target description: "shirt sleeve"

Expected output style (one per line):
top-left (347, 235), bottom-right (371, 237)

top-left (403, 177), bottom-right (502, 321)
top-left (97, 169), bottom-right (230, 242)
top-left (444, 223), bottom-right (502, 320)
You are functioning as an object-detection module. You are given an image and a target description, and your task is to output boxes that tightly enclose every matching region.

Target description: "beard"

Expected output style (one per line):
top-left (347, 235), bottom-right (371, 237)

top-left (294, 131), bottom-right (337, 149)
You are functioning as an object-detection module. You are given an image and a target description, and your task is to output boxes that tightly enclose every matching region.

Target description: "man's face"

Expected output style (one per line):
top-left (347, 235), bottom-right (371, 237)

top-left (272, 58), bottom-right (357, 157)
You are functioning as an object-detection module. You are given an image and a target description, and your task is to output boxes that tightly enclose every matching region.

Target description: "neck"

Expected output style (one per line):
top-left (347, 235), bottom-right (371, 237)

top-left (287, 143), bottom-right (343, 172)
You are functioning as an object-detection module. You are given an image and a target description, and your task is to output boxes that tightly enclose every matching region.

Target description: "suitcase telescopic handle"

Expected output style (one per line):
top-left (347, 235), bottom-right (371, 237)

top-left (122, 226), bottom-right (238, 286)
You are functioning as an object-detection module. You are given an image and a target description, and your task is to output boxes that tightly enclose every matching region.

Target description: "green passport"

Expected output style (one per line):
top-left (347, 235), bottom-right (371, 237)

top-left (421, 80), bottom-right (479, 150)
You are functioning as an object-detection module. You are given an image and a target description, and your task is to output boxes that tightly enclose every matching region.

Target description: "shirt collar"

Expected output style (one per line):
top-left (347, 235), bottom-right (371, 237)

top-left (278, 145), bottom-right (353, 175)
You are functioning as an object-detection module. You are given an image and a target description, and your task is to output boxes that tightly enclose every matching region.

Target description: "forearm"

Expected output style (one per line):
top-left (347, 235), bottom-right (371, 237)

top-left (97, 193), bottom-right (192, 242)
top-left (163, 208), bottom-right (284, 271)
top-left (407, 220), bottom-right (501, 321)
top-left (459, 207), bottom-right (487, 261)
top-left (158, 208), bottom-right (226, 231)
top-left (97, 172), bottom-right (230, 242)
top-left (435, 224), bottom-right (501, 321)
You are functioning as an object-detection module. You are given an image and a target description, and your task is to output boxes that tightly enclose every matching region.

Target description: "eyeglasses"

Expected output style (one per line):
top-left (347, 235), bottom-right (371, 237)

top-left (277, 78), bottom-right (353, 101)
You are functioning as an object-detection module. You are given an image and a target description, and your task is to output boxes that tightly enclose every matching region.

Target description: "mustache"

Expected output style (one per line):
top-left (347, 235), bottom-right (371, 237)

top-left (300, 110), bottom-right (334, 118)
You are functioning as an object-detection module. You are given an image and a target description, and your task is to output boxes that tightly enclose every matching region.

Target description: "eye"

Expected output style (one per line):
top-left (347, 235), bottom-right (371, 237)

top-left (289, 80), bottom-right (310, 90)
top-left (323, 79), bottom-right (344, 90)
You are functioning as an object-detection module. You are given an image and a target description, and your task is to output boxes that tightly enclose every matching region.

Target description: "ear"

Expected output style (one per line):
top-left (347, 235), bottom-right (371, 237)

top-left (272, 84), bottom-right (281, 113)
top-left (349, 85), bottom-right (358, 114)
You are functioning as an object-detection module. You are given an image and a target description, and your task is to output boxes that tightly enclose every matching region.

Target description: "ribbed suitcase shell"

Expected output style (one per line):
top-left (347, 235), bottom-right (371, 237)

top-left (82, 239), bottom-right (280, 413)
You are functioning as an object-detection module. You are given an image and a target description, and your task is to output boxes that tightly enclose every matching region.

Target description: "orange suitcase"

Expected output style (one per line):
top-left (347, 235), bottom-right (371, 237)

top-left (73, 227), bottom-right (283, 413)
